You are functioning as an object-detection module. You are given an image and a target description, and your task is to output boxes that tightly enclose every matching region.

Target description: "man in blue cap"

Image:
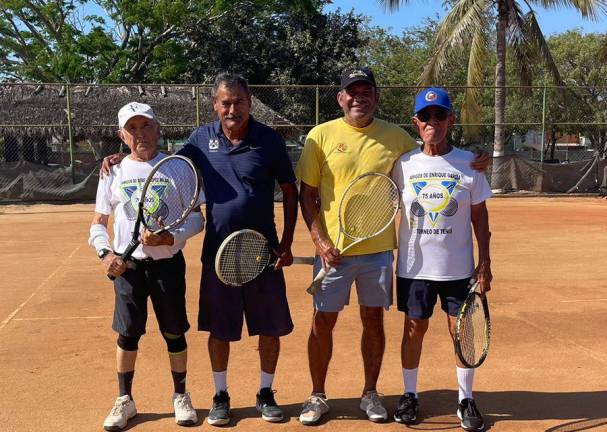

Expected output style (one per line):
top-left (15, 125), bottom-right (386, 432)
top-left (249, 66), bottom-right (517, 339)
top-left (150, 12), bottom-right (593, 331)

top-left (391, 87), bottom-right (492, 432)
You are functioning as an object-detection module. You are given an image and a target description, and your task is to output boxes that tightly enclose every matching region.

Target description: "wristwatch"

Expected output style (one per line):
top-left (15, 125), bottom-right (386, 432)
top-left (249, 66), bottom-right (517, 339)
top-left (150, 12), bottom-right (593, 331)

top-left (98, 248), bottom-right (112, 260)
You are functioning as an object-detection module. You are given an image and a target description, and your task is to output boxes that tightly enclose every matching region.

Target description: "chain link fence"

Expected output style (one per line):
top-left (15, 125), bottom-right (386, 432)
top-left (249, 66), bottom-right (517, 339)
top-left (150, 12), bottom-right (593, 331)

top-left (1, 83), bottom-right (606, 202)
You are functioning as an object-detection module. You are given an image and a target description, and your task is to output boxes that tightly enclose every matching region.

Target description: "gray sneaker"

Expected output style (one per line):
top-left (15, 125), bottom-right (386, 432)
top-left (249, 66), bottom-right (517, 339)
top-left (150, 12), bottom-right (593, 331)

top-left (256, 387), bottom-right (284, 422)
top-left (299, 393), bottom-right (329, 425)
top-left (208, 391), bottom-right (230, 426)
top-left (359, 390), bottom-right (388, 423)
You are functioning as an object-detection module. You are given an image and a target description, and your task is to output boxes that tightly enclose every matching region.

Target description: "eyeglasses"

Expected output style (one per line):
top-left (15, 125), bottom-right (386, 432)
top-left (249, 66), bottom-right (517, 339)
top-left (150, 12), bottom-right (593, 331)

top-left (416, 109), bottom-right (450, 122)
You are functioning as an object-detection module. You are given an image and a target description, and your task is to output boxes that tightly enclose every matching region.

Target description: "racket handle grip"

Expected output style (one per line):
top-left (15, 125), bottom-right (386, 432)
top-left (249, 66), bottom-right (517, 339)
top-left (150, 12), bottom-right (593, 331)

top-left (306, 267), bottom-right (328, 295)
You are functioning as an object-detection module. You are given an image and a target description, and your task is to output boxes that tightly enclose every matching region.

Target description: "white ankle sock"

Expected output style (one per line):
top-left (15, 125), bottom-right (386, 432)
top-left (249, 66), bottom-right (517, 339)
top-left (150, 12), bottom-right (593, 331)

top-left (456, 366), bottom-right (474, 401)
top-left (213, 370), bottom-right (227, 394)
top-left (260, 370), bottom-right (274, 391)
top-left (403, 368), bottom-right (418, 397)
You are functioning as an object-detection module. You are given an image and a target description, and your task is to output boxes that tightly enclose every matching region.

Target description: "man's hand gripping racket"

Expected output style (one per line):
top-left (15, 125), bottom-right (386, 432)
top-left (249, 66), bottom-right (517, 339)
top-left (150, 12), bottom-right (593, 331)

top-left (306, 172), bottom-right (400, 295)
top-left (108, 155), bottom-right (201, 280)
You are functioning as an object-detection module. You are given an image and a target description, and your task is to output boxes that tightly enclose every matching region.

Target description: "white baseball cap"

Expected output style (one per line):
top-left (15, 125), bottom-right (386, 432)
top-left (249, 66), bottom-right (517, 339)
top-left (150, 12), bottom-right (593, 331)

top-left (118, 102), bottom-right (157, 128)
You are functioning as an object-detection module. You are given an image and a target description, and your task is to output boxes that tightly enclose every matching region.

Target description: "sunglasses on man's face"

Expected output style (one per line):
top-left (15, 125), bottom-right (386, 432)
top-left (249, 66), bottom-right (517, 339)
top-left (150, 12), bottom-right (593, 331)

top-left (416, 109), bottom-right (450, 122)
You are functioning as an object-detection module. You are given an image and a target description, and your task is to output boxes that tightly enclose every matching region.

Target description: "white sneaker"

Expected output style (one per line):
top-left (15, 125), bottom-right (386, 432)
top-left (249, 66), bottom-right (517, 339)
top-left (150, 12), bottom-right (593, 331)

top-left (173, 392), bottom-right (198, 426)
top-left (103, 395), bottom-right (137, 431)
top-left (359, 391), bottom-right (387, 423)
top-left (299, 393), bottom-right (329, 425)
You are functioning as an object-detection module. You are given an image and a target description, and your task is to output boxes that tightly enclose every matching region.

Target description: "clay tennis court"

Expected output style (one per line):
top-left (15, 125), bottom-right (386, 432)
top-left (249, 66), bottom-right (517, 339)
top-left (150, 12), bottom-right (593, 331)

top-left (1, 197), bottom-right (606, 432)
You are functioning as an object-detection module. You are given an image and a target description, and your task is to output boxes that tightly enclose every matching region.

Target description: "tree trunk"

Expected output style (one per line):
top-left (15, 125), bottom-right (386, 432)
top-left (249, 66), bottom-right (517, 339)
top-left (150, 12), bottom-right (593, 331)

top-left (491, 0), bottom-right (509, 191)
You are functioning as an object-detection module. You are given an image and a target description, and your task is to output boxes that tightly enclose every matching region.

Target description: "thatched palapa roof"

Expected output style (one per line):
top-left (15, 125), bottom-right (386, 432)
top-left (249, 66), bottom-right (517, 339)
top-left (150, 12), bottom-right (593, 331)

top-left (0, 83), bottom-right (297, 139)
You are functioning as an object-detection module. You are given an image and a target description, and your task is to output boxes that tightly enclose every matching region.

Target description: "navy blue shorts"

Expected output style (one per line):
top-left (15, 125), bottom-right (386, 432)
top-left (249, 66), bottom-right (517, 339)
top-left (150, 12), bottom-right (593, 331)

top-left (396, 277), bottom-right (471, 319)
top-left (112, 251), bottom-right (190, 337)
top-left (198, 263), bottom-right (294, 342)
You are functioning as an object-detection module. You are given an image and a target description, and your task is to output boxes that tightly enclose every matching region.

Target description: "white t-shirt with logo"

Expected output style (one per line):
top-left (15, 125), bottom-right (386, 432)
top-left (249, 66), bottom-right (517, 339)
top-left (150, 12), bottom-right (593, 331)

top-left (95, 153), bottom-right (203, 260)
top-left (392, 147), bottom-right (492, 280)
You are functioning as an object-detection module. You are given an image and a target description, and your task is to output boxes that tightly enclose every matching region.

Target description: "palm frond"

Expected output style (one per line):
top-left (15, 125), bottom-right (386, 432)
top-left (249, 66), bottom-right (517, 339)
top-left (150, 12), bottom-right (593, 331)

top-left (525, 10), bottom-right (565, 86)
top-left (507, 3), bottom-right (535, 93)
top-left (530, 0), bottom-right (607, 20)
top-left (377, 0), bottom-right (412, 11)
top-left (419, 0), bottom-right (491, 86)
top-left (461, 17), bottom-right (490, 138)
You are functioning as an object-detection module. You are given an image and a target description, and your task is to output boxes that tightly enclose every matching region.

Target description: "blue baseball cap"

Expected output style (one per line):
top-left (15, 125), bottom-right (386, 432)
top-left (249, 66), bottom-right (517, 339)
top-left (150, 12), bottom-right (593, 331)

top-left (414, 87), bottom-right (452, 114)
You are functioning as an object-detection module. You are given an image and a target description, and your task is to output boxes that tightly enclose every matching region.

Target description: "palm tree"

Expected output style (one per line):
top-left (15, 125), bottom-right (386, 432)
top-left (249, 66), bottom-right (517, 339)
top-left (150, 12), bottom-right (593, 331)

top-left (379, 0), bottom-right (606, 161)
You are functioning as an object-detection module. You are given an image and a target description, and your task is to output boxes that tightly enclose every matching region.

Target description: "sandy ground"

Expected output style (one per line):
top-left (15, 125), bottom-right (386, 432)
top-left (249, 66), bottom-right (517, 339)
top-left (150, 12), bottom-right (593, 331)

top-left (1, 198), bottom-right (606, 432)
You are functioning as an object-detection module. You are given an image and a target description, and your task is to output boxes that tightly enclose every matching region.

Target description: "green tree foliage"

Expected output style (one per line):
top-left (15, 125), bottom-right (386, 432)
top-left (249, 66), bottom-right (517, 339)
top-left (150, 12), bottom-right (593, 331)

top-left (0, 0), bottom-right (322, 83)
top-left (180, 1), bottom-right (367, 125)
top-left (378, 0), bottom-right (607, 159)
top-left (548, 30), bottom-right (607, 156)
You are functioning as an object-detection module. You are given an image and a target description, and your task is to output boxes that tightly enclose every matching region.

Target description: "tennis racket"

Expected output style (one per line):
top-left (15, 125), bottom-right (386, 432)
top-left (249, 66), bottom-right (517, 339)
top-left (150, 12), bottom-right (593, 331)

top-left (306, 172), bottom-right (400, 295)
top-left (108, 154), bottom-right (202, 280)
top-left (454, 279), bottom-right (491, 368)
top-left (215, 229), bottom-right (314, 286)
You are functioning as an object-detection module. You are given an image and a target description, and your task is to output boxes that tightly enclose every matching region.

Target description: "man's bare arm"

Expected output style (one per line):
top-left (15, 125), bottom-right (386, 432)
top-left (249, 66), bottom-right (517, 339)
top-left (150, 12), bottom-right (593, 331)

top-left (470, 201), bottom-right (492, 294)
top-left (299, 182), bottom-right (341, 266)
top-left (275, 183), bottom-right (298, 268)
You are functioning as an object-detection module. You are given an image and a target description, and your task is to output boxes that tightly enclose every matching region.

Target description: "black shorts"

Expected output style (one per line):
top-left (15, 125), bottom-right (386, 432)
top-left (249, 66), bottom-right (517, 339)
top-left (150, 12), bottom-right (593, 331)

top-left (198, 262), bottom-right (294, 342)
top-left (396, 277), bottom-right (471, 319)
top-left (112, 251), bottom-right (190, 337)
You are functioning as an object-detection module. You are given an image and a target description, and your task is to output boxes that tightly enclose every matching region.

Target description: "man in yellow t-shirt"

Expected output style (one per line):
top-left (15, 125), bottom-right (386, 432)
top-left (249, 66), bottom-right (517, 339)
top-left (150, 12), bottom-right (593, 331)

top-left (295, 67), bottom-right (488, 425)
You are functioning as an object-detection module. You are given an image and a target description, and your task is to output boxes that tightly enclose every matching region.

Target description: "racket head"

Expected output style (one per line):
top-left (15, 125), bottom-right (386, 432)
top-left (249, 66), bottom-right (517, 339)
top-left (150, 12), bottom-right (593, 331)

top-left (215, 229), bottom-right (274, 286)
top-left (338, 172), bottom-right (400, 241)
top-left (454, 283), bottom-right (491, 368)
top-left (138, 155), bottom-right (201, 233)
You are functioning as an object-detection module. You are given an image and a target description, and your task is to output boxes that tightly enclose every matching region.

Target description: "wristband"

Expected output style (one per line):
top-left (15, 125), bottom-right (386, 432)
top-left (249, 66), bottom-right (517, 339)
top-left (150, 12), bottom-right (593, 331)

top-left (89, 223), bottom-right (111, 253)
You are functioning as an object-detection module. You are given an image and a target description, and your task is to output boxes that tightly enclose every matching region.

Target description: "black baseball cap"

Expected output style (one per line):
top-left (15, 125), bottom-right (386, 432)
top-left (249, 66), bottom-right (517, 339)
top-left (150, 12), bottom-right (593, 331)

top-left (340, 67), bottom-right (376, 90)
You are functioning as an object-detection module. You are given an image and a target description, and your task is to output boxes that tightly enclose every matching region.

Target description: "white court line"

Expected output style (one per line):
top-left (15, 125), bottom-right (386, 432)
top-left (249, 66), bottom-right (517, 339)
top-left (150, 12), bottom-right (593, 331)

top-left (11, 312), bottom-right (197, 322)
top-left (13, 316), bottom-right (110, 321)
top-left (560, 298), bottom-right (607, 303)
top-left (0, 245), bottom-right (82, 331)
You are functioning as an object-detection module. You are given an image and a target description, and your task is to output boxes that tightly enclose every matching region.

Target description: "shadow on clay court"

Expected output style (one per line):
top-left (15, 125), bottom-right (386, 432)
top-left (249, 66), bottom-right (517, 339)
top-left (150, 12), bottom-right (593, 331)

top-left (544, 418), bottom-right (607, 432)
top-left (115, 390), bottom-right (606, 430)
top-left (408, 389), bottom-right (607, 431)
top-left (123, 410), bottom-right (209, 429)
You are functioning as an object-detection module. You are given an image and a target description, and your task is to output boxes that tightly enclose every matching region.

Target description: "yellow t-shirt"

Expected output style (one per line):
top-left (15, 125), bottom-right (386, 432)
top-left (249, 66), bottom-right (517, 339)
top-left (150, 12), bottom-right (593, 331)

top-left (296, 117), bottom-right (418, 255)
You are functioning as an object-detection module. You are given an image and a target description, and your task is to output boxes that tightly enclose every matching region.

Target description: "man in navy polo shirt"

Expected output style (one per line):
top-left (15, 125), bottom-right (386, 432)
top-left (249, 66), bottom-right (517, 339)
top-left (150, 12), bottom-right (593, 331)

top-left (179, 73), bottom-right (298, 426)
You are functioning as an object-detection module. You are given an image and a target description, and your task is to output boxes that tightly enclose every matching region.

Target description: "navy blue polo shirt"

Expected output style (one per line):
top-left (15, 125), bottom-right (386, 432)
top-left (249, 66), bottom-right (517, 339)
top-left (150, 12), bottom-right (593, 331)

top-left (178, 117), bottom-right (296, 263)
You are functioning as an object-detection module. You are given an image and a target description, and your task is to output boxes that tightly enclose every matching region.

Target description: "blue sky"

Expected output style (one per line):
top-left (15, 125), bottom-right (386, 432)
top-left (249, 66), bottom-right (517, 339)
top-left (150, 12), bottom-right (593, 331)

top-left (324, 1), bottom-right (606, 35)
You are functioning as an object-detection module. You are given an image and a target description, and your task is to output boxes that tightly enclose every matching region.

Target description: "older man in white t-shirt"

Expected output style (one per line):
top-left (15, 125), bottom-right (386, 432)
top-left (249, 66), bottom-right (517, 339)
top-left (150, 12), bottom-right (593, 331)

top-left (391, 88), bottom-right (492, 432)
top-left (88, 102), bottom-right (205, 431)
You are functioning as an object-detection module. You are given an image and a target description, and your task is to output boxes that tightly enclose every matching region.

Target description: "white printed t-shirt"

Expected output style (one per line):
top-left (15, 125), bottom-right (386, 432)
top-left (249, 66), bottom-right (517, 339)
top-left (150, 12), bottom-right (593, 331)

top-left (95, 153), bottom-right (202, 260)
top-left (392, 147), bottom-right (492, 280)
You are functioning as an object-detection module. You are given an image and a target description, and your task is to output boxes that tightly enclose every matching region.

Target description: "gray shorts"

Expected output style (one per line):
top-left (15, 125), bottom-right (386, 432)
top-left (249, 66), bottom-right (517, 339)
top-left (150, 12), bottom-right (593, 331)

top-left (312, 251), bottom-right (393, 312)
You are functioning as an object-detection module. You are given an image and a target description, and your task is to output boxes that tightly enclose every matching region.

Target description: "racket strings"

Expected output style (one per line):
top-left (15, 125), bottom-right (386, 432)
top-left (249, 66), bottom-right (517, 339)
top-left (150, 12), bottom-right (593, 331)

top-left (141, 157), bottom-right (199, 232)
top-left (458, 296), bottom-right (489, 365)
top-left (218, 231), bottom-right (271, 286)
top-left (340, 175), bottom-right (399, 239)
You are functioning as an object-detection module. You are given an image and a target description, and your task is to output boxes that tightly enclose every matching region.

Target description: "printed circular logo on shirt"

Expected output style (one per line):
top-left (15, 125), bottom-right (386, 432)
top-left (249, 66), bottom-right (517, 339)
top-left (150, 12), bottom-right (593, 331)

top-left (417, 183), bottom-right (450, 213)
top-left (336, 143), bottom-right (348, 152)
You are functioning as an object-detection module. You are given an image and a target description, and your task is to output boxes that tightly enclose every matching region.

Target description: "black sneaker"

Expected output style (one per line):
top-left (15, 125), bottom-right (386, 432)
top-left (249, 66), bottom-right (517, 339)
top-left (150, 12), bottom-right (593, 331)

top-left (457, 398), bottom-right (485, 432)
top-left (256, 387), bottom-right (284, 422)
top-left (208, 391), bottom-right (230, 426)
top-left (393, 392), bottom-right (418, 424)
